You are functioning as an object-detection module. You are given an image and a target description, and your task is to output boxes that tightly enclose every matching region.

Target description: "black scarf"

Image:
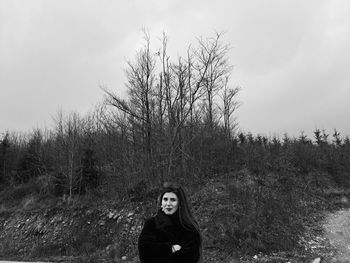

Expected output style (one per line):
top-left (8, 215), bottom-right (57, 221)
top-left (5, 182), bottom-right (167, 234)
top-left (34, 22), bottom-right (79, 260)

top-left (154, 209), bottom-right (183, 243)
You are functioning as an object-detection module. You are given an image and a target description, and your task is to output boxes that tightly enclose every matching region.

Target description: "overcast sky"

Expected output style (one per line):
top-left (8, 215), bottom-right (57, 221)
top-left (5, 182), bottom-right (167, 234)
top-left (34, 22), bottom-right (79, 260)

top-left (1, 0), bottom-right (350, 138)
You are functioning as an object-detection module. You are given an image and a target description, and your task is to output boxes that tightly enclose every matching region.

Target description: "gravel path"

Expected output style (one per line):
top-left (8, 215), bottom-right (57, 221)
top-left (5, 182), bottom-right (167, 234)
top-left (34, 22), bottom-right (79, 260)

top-left (324, 209), bottom-right (350, 262)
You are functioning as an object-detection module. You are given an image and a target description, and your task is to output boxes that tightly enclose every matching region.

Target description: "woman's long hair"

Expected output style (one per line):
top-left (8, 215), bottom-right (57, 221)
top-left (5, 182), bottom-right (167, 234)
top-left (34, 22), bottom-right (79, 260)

top-left (157, 182), bottom-right (202, 260)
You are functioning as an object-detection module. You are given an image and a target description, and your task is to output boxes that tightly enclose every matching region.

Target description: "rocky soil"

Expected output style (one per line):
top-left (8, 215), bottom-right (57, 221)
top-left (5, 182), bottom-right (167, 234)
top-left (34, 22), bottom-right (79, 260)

top-left (323, 208), bottom-right (350, 262)
top-left (0, 199), bottom-right (146, 263)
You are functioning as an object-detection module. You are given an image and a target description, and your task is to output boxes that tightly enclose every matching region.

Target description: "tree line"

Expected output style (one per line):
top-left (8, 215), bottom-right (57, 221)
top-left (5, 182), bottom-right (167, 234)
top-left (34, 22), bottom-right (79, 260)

top-left (1, 32), bottom-right (350, 201)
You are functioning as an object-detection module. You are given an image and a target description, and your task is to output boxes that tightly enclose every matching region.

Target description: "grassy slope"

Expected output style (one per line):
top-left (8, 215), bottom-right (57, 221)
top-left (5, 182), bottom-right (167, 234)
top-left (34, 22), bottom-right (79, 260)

top-left (0, 177), bottom-right (349, 263)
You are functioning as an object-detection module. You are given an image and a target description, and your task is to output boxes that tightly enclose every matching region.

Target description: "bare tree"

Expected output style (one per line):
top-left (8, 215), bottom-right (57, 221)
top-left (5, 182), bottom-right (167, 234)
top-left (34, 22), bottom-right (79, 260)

top-left (195, 32), bottom-right (233, 128)
top-left (53, 111), bottom-right (84, 199)
top-left (103, 31), bottom-right (238, 186)
top-left (218, 76), bottom-right (241, 138)
top-left (103, 30), bottom-right (157, 182)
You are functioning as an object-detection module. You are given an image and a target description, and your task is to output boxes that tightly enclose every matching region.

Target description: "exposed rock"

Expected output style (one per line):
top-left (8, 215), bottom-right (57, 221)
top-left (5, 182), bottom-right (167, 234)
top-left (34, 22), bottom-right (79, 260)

top-left (311, 257), bottom-right (321, 263)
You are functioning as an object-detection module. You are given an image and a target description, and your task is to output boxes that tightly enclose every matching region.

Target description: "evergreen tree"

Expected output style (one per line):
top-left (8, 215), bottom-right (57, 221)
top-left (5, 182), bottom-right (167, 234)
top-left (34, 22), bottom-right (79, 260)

top-left (79, 147), bottom-right (99, 194)
top-left (0, 132), bottom-right (11, 183)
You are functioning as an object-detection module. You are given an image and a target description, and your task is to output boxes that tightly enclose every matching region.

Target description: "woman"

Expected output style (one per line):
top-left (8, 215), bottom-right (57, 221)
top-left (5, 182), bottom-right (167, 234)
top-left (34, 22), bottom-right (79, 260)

top-left (138, 183), bottom-right (202, 263)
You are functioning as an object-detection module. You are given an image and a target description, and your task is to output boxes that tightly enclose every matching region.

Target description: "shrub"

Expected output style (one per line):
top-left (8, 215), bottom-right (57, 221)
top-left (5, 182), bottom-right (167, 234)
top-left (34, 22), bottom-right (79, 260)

top-left (0, 180), bottom-right (40, 205)
top-left (202, 168), bottom-right (303, 255)
top-left (36, 173), bottom-right (56, 196)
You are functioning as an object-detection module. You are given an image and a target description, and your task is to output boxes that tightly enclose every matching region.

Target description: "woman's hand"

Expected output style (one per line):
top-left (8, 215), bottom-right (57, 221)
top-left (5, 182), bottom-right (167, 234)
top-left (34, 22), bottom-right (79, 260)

top-left (172, 244), bottom-right (181, 253)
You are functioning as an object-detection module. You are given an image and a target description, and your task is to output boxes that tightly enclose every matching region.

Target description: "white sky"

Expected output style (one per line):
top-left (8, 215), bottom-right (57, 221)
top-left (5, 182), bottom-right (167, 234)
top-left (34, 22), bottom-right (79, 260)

top-left (1, 0), bottom-right (350, 138)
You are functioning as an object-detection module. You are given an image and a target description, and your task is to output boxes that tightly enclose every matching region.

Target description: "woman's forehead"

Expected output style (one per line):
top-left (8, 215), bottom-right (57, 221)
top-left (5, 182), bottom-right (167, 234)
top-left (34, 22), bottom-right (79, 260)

top-left (162, 192), bottom-right (178, 198)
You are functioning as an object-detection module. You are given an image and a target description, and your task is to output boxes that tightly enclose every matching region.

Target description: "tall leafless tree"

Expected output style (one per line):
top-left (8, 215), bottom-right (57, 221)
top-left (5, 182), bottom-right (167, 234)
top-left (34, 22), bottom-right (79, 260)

top-left (195, 32), bottom-right (233, 129)
top-left (218, 76), bottom-right (241, 138)
top-left (103, 30), bottom-right (157, 181)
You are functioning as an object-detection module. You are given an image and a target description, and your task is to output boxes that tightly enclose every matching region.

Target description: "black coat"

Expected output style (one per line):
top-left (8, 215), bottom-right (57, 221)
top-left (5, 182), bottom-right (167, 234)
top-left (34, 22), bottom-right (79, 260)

top-left (138, 210), bottom-right (200, 263)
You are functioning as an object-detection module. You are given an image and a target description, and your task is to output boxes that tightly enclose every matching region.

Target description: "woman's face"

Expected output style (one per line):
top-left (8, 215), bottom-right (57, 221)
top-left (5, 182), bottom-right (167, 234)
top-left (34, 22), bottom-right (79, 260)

top-left (161, 192), bottom-right (179, 215)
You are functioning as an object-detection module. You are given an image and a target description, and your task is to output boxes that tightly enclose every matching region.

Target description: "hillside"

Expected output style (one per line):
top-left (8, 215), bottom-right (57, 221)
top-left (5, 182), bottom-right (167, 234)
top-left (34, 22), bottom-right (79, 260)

top-left (1, 173), bottom-right (349, 263)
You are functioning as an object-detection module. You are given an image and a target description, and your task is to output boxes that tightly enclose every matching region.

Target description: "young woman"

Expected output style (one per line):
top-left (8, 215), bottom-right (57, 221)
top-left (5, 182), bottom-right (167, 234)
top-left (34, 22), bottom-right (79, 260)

top-left (138, 183), bottom-right (202, 263)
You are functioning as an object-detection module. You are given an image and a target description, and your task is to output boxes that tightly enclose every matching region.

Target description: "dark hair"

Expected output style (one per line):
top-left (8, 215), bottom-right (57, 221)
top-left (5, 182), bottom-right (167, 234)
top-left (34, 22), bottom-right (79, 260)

top-left (158, 182), bottom-right (202, 238)
top-left (157, 182), bottom-right (202, 262)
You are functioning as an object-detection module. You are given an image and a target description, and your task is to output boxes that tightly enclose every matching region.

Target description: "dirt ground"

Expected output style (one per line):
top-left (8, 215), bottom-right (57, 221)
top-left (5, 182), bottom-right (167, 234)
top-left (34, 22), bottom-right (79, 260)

top-left (324, 209), bottom-right (350, 263)
top-left (241, 205), bottom-right (350, 263)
